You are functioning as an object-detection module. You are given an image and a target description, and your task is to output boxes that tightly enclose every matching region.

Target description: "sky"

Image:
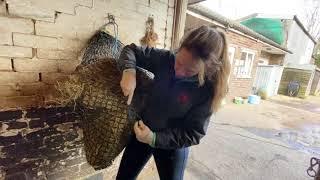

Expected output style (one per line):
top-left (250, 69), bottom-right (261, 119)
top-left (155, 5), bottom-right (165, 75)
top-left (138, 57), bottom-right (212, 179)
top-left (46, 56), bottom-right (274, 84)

top-left (200, 0), bottom-right (319, 24)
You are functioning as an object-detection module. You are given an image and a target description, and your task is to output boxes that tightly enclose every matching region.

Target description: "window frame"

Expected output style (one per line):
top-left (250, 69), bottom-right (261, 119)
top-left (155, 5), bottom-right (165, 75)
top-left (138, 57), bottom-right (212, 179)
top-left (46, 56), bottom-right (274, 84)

top-left (233, 48), bottom-right (255, 78)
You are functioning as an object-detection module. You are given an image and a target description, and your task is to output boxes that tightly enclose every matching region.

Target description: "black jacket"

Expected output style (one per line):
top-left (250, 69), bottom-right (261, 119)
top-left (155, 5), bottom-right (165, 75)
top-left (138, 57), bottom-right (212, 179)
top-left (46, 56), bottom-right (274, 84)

top-left (118, 43), bottom-right (214, 149)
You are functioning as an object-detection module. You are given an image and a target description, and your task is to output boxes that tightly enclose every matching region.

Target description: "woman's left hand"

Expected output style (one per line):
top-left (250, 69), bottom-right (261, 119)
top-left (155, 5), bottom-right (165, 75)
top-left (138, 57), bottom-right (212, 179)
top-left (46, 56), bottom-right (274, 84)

top-left (134, 120), bottom-right (153, 145)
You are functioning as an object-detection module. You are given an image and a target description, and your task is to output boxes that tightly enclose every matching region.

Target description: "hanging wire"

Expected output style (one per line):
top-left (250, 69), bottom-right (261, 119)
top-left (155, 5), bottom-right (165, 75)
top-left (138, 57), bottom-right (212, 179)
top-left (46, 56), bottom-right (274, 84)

top-left (103, 13), bottom-right (119, 57)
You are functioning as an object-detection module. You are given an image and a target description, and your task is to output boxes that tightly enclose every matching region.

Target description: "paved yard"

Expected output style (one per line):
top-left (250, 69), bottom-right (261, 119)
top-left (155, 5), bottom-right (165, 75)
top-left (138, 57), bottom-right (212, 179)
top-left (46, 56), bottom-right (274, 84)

top-left (91, 96), bottom-right (320, 179)
top-left (269, 95), bottom-right (320, 114)
top-left (185, 96), bottom-right (320, 180)
top-left (129, 95), bottom-right (320, 180)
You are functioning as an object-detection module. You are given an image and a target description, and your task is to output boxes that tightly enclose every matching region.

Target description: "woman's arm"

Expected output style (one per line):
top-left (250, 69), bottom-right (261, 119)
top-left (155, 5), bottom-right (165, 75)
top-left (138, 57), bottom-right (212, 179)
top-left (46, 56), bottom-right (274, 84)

top-left (118, 43), bottom-right (171, 73)
top-left (118, 43), bottom-right (171, 104)
top-left (154, 98), bottom-right (213, 149)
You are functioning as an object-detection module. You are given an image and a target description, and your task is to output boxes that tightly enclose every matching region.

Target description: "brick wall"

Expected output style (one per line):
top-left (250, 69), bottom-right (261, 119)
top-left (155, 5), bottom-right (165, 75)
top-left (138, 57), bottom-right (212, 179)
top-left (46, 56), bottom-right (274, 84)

top-left (278, 67), bottom-right (313, 97)
top-left (269, 54), bottom-right (285, 65)
top-left (225, 30), bottom-right (263, 99)
top-left (0, 107), bottom-right (157, 179)
top-left (0, 0), bottom-right (174, 179)
top-left (0, 0), bottom-right (175, 110)
top-left (260, 51), bottom-right (271, 63)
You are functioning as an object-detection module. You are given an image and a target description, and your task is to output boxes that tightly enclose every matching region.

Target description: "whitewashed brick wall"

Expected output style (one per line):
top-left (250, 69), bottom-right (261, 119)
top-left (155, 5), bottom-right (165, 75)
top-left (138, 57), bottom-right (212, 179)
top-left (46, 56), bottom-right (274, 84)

top-left (0, 0), bottom-right (175, 110)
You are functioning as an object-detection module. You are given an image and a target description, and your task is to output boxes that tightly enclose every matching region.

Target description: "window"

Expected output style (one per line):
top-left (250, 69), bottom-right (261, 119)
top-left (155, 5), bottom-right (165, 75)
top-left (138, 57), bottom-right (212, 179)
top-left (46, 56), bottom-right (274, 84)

top-left (228, 46), bottom-right (236, 66)
top-left (233, 50), bottom-right (255, 78)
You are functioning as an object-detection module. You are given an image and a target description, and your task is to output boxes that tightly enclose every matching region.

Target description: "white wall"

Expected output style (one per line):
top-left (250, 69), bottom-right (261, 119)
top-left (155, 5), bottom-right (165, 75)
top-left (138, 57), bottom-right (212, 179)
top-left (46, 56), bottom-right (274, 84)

top-left (284, 20), bottom-right (315, 65)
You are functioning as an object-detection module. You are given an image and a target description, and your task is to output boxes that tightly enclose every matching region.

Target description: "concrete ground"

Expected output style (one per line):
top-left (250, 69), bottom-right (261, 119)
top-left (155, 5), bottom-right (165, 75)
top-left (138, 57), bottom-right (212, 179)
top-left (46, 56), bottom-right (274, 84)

top-left (133, 95), bottom-right (320, 180)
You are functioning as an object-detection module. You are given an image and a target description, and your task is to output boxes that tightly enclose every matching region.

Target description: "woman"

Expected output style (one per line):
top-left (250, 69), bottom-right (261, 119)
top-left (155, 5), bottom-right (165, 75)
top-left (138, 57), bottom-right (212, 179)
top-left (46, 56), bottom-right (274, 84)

top-left (116, 25), bottom-right (230, 180)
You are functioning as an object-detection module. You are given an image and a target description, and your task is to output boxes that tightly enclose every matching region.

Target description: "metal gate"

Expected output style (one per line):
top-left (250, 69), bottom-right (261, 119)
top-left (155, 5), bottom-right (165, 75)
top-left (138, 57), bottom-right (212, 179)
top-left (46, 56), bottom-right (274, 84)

top-left (253, 65), bottom-right (284, 96)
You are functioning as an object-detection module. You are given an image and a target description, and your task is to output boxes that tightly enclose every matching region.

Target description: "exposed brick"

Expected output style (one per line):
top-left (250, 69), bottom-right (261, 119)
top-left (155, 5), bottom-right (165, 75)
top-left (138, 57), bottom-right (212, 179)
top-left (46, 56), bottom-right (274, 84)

top-left (35, 18), bottom-right (76, 39)
top-left (57, 60), bottom-right (80, 73)
top-left (37, 49), bottom-right (79, 60)
top-left (13, 58), bottom-right (59, 72)
top-left (0, 110), bottom-right (23, 121)
top-left (64, 130), bottom-right (80, 142)
top-left (2, 140), bottom-right (44, 159)
top-left (136, 0), bottom-right (149, 5)
top-left (5, 173), bottom-right (29, 180)
top-left (35, 11), bottom-right (95, 40)
top-left (156, 0), bottom-right (169, 4)
top-left (29, 118), bottom-right (45, 128)
top-left (0, 0), bottom-right (6, 15)
top-left (0, 57), bottom-right (12, 71)
top-left (168, 7), bottom-right (174, 16)
top-left (46, 151), bottom-right (80, 170)
top-left (0, 157), bottom-right (19, 167)
top-left (43, 134), bottom-right (64, 148)
top-left (6, 0), bottom-right (55, 22)
top-left (0, 96), bottom-right (42, 110)
top-left (25, 107), bottom-right (46, 118)
top-left (0, 16), bottom-right (34, 46)
top-left (13, 34), bottom-right (58, 49)
top-left (16, 83), bottom-right (47, 96)
top-left (150, 0), bottom-right (168, 13)
top-left (0, 132), bottom-right (24, 146)
top-left (0, 72), bottom-right (39, 84)
top-left (78, 0), bottom-right (92, 7)
top-left (5, 121), bottom-right (28, 130)
top-left (43, 85), bottom-right (61, 106)
top-left (58, 38), bottom-right (86, 52)
top-left (25, 127), bottom-right (58, 141)
top-left (4, 159), bottom-right (45, 176)
top-left (0, 85), bottom-right (19, 97)
top-left (44, 106), bottom-right (75, 117)
top-left (0, 83), bottom-right (46, 97)
top-left (46, 114), bottom-right (68, 127)
top-left (41, 72), bottom-right (69, 84)
top-left (169, 0), bottom-right (175, 7)
top-left (0, 45), bottom-right (33, 58)
top-left (0, 31), bottom-right (12, 45)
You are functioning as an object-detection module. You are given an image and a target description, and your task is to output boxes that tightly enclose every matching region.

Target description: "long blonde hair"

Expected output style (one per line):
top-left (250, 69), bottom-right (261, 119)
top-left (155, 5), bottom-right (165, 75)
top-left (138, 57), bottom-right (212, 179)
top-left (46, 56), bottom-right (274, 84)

top-left (180, 26), bottom-right (231, 113)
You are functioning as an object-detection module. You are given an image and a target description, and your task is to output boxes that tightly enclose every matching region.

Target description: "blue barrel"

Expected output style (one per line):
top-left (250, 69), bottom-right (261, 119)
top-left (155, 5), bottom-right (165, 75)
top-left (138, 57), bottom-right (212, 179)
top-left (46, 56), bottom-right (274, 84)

top-left (248, 95), bottom-right (261, 104)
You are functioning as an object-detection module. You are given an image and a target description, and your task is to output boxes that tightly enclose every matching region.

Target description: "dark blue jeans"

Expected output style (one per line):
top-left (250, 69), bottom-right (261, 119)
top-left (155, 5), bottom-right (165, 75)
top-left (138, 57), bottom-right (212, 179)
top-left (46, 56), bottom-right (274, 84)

top-left (116, 136), bottom-right (189, 180)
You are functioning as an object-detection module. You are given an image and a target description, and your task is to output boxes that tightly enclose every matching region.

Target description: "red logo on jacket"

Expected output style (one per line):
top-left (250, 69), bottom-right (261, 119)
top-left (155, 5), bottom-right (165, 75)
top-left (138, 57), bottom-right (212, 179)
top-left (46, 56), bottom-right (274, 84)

top-left (178, 92), bottom-right (189, 104)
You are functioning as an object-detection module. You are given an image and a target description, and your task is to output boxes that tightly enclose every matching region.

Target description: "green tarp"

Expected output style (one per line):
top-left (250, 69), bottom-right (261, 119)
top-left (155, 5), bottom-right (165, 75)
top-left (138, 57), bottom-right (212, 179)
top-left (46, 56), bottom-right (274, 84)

top-left (241, 18), bottom-right (284, 45)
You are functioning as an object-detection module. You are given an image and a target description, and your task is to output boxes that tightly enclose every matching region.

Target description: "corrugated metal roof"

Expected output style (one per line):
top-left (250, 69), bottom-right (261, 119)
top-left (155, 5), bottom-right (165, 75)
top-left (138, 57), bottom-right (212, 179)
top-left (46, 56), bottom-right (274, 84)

top-left (188, 4), bottom-right (292, 54)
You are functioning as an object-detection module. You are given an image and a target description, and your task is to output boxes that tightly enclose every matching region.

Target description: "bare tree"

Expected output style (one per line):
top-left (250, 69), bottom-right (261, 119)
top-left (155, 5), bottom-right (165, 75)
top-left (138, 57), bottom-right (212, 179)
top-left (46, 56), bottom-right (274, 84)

top-left (305, 1), bottom-right (320, 41)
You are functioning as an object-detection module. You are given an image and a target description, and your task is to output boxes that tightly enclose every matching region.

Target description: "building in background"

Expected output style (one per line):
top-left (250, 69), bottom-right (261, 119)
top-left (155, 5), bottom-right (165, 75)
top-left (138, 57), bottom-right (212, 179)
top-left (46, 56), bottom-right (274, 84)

top-left (239, 13), bottom-right (318, 97)
top-left (186, 4), bottom-right (291, 99)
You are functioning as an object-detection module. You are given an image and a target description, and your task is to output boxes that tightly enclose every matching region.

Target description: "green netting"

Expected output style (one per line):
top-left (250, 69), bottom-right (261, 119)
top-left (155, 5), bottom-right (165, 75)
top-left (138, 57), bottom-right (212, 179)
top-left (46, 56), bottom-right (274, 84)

top-left (241, 18), bottom-right (284, 45)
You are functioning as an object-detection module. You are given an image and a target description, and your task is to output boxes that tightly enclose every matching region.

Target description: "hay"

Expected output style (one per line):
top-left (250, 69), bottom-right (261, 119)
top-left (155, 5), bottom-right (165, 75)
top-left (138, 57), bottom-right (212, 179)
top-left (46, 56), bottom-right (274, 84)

top-left (54, 75), bottom-right (84, 108)
top-left (53, 29), bottom-right (154, 170)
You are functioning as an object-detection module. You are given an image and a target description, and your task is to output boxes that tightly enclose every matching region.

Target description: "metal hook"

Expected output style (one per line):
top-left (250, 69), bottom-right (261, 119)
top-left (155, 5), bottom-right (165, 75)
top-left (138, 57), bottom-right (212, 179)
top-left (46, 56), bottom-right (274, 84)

top-left (107, 13), bottom-right (115, 24)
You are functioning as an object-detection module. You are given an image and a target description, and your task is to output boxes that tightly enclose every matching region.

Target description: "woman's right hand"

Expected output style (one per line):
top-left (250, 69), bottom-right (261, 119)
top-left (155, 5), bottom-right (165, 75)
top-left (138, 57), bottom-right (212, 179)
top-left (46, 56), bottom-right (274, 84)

top-left (120, 69), bottom-right (136, 105)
